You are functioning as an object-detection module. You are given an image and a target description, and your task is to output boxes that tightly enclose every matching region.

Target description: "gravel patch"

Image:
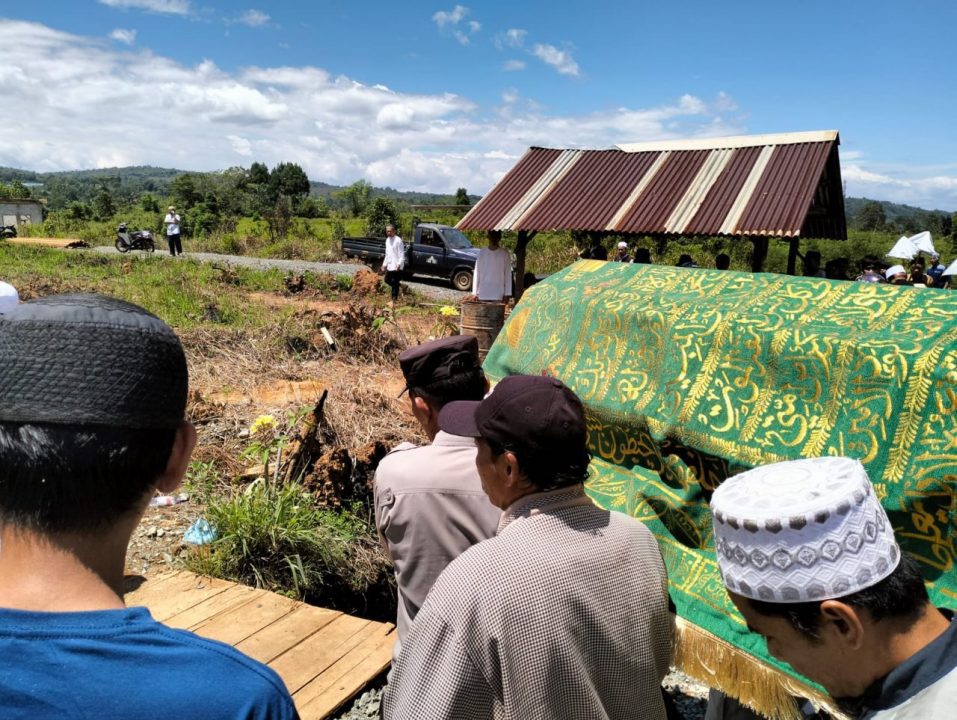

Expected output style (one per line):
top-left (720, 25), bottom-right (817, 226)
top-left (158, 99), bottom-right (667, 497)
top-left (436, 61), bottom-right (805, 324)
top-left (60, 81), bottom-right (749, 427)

top-left (330, 668), bottom-right (710, 720)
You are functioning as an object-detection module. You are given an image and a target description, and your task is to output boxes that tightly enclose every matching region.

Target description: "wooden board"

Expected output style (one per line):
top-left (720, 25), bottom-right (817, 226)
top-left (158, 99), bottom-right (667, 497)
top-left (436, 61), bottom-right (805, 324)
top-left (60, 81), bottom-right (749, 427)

top-left (125, 571), bottom-right (395, 719)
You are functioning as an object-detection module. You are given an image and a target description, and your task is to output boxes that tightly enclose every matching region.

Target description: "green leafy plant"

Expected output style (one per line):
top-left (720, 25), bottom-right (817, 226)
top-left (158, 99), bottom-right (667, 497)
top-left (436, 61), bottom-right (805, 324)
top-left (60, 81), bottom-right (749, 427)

top-left (429, 304), bottom-right (461, 338)
top-left (184, 481), bottom-right (389, 602)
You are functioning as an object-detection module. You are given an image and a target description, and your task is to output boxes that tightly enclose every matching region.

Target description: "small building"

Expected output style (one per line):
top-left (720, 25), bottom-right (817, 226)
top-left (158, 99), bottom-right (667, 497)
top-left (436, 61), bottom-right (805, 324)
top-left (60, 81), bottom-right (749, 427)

top-left (1, 199), bottom-right (44, 228)
top-left (458, 130), bottom-right (847, 293)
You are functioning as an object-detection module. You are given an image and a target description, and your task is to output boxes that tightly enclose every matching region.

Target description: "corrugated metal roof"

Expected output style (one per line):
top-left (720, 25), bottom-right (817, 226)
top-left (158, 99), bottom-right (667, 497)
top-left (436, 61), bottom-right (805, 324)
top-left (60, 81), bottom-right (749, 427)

top-left (458, 131), bottom-right (846, 239)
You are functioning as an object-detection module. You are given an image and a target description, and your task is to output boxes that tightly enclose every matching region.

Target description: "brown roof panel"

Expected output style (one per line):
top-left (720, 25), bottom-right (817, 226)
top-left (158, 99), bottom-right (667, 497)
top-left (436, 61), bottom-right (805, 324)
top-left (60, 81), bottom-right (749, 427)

top-left (516, 150), bottom-right (658, 232)
top-left (736, 142), bottom-right (831, 236)
top-left (684, 146), bottom-right (762, 235)
top-left (615, 150), bottom-right (709, 234)
top-left (456, 131), bottom-right (845, 240)
top-left (458, 148), bottom-right (562, 230)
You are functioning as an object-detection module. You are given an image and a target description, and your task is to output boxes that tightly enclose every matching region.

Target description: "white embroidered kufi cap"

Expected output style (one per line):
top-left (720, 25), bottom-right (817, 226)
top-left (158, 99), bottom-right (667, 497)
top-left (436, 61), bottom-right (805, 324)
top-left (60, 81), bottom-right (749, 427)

top-left (711, 457), bottom-right (900, 603)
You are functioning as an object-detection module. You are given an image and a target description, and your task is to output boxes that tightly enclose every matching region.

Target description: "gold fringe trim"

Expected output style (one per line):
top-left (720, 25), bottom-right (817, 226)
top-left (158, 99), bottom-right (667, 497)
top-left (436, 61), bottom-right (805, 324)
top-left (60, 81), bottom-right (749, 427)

top-left (672, 617), bottom-right (849, 720)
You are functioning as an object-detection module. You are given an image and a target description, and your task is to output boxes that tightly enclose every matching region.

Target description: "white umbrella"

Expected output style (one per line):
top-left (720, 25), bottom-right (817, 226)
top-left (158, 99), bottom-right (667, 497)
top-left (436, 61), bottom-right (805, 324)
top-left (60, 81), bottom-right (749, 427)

top-left (943, 257), bottom-right (957, 277)
top-left (887, 235), bottom-right (917, 260)
top-left (909, 231), bottom-right (937, 256)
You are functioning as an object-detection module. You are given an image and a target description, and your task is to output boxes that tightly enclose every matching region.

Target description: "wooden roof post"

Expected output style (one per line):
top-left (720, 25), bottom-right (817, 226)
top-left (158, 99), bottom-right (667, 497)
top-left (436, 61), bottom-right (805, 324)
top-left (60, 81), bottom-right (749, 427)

top-left (750, 237), bottom-right (769, 273)
top-left (787, 238), bottom-right (800, 275)
top-left (514, 230), bottom-right (534, 301)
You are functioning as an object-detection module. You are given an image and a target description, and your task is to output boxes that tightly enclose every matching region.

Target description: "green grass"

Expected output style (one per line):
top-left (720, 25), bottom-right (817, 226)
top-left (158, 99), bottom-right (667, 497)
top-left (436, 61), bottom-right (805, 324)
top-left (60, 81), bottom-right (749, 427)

top-left (184, 480), bottom-right (391, 605)
top-left (0, 244), bottom-right (295, 330)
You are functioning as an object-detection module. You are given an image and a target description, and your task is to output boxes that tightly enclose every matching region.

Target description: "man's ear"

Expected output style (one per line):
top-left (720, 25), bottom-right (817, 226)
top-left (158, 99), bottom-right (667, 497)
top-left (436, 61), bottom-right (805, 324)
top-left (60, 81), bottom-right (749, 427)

top-left (155, 420), bottom-right (197, 494)
top-left (819, 600), bottom-right (865, 650)
top-left (502, 450), bottom-right (528, 489)
top-left (412, 395), bottom-right (431, 418)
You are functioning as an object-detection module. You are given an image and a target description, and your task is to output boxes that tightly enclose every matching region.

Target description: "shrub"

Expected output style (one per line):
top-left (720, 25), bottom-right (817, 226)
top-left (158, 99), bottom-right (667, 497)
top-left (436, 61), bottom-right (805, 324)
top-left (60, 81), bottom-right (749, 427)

top-left (184, 480), bottom-right (389, 603)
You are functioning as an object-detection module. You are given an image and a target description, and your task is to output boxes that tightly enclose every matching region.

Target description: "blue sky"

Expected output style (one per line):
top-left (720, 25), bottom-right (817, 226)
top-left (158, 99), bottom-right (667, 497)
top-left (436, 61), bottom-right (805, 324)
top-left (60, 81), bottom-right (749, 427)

top-left (2, 0), bottom-right (956, 209)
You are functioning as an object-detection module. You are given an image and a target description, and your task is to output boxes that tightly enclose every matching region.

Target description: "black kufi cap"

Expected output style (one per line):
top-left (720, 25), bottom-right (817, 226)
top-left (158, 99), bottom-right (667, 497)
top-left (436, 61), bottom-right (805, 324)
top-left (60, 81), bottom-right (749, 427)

top-left (0, 294), bottom-right (188, 429)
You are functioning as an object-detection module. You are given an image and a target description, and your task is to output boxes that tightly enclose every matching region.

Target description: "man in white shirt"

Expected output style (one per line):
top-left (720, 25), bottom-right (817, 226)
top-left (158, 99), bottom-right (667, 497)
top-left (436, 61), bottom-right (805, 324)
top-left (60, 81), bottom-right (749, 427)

top-left (164, 206), bottom-right (182, 257)
top-left (381, 224), bottom-right (405, 308)
top-left (468, 231), bottom-right (512, 303)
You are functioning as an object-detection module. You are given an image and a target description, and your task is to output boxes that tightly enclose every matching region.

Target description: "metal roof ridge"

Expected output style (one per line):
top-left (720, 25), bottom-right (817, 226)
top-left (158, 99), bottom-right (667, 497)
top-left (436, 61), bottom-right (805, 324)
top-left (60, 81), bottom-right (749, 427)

top-left (616, 130), bottom-right (839, 153)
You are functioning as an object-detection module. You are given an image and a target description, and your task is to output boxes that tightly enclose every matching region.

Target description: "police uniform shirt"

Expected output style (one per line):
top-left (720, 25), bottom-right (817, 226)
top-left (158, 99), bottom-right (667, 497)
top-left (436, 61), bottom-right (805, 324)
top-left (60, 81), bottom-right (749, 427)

top-left (374, 431), bottom-right (501, 661)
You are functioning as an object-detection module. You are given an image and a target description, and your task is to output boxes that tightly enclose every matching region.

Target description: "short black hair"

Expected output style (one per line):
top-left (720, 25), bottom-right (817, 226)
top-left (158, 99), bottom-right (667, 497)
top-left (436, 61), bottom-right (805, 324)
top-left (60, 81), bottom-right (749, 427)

top-left (409, 367), bottom-right (486, 410)
top-left (0, 422), bottom-right (176, 534)
top-left (715, 253), bottom-right (730, 269)
top-left (486, 437), bottom-right (590, 491)
top-left (748, 552), bottom-right (930, 640)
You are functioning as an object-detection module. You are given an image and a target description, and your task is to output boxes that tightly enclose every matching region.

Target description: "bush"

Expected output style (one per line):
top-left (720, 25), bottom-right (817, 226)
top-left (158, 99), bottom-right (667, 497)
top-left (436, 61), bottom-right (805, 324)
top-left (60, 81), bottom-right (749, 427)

top-left (184, 480), bottom-right (389, 603)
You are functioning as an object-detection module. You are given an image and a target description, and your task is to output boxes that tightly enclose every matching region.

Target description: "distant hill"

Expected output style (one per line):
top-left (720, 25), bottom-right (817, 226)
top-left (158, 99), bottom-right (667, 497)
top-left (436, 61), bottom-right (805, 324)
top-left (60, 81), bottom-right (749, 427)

top-left (844, 196), bottom-right (953, 235)
top-left (0, 165), bottom-right (479, 208)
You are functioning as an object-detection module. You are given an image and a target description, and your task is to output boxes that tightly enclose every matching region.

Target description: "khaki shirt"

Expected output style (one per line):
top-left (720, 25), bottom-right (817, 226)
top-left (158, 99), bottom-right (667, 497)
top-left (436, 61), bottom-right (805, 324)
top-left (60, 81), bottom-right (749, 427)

top-left (374, 431), bottom-right (501, 660)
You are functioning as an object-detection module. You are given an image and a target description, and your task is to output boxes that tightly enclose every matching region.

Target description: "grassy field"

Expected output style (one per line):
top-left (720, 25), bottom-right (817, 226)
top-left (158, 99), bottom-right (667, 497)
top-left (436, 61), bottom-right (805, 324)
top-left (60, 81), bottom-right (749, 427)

top-left (20, 204), bottom-right (954, 277)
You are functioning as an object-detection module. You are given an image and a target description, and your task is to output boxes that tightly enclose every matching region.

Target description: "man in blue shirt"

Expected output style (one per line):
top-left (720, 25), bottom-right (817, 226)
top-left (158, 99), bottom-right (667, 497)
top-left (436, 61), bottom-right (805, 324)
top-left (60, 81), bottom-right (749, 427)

top-left (0, 293), bottom-right (298, 720)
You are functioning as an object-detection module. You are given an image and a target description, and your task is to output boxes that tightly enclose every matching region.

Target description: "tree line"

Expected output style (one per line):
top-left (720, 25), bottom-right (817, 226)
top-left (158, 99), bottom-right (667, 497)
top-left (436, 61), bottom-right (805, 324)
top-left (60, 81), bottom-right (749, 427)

top-left (0, 163), bottom-right (472, 240)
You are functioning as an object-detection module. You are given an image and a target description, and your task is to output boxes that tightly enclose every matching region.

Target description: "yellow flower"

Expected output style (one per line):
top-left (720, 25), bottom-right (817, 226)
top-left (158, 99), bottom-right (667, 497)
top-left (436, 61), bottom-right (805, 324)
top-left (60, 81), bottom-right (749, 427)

top-left (249, 414), bottom-right (276, 435)
top-left (439, 305), bottom-right (458, 317)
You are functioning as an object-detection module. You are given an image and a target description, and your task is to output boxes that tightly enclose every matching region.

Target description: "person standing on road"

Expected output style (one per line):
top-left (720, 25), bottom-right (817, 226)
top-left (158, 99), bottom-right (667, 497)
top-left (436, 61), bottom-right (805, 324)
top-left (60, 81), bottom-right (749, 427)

top-left (382, 224), bottom-right (405, 308)
top-left (374, 335), bottom-right (501, 663)
top-left (164, 205), bottom-right (183, 257)
top-left (467, 230), bottom-right (512, 303)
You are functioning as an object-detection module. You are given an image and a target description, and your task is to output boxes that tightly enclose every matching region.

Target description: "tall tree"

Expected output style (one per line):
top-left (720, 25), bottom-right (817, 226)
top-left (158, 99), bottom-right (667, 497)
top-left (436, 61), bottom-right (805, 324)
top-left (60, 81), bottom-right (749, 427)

top-left (365, 197), bottom-right (400, 237)
top-left (855, 200), bottom-right (886, 231)
top-left (337, 180), bottom-right (372, 217)
top-left (268, 162), bottom-right (310, 205)
top-left (454, 187), bottom-right (470, 206)
top-left (169, 173), bottom-right (203, 210)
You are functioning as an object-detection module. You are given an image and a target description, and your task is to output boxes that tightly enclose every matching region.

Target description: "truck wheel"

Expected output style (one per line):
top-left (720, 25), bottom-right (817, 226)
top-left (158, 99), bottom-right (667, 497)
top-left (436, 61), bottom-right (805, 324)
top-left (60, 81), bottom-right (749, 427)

top-left (452, 269), bottom-right (472, 292)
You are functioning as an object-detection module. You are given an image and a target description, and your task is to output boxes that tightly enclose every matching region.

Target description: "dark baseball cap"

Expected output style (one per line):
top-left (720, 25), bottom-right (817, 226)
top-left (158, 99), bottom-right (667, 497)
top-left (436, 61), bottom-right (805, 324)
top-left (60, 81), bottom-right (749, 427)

top-left (399, 335), bottom-right (481, 395)
top-left (439, 374), bottom-right (587, 458)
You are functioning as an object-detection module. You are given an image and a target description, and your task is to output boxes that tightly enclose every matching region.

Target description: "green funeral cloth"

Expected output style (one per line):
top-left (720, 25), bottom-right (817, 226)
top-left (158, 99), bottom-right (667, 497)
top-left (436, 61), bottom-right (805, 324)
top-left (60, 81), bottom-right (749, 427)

top-left (484, 260), bottom-right (956, 687)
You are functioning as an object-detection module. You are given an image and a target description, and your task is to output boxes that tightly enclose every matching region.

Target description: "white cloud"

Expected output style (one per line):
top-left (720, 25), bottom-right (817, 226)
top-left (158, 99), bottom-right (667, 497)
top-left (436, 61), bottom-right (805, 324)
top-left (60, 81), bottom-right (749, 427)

top-left (109, 28), bottom-right (137, 45)
top-left (227, 135), bottom-right (253, 156)
top-left (432, 5), bottom-right (468, 28)
top-left (532, 43), bottom-right (580, 77)
top-left (495, 28), bottom-right (526, 50)
top-left (235, 9), bottom-right (270, 27)
top-left (842, 163), bottom-right (957, 208)
top-left (503, 59), bottom-right (525, 72)
top-left (5, 19), bottom-right (954, 207)
top-left (98, 0), bottom-right (190, 15)
top-left (432, 5), bottom-right (479, 45)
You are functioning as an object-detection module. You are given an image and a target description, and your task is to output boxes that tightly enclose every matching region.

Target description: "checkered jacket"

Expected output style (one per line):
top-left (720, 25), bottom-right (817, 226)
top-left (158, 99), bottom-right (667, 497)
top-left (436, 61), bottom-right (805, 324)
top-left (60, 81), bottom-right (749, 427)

top-left (383, 485), bottom-right (673, 720)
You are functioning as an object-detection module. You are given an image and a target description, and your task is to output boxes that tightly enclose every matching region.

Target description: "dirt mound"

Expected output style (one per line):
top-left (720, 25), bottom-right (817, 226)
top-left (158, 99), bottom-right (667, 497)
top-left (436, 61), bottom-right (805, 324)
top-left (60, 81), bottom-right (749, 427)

top-left (351, 268), bottom-right (382, 296)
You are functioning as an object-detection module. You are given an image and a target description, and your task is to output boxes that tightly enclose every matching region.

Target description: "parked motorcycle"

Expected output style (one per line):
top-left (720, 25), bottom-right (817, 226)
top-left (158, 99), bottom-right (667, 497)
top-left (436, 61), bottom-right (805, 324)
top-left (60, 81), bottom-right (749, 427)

top-left (115, 223), bottom-right (154, 253)
top-left (1, 224), bottom-right (16, 239)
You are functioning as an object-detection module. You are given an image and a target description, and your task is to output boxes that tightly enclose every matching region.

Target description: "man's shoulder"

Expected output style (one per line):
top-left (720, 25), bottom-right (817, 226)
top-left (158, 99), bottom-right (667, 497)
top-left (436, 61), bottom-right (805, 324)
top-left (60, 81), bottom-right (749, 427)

top-left (0, 608), bottom-right (296, 718)
top-left (376, 438), bottom-right (479, 492)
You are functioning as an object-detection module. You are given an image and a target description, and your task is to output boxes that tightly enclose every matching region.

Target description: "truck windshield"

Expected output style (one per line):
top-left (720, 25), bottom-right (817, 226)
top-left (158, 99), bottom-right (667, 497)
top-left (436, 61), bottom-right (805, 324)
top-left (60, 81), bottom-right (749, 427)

top-left (442, 228), bottom-right (473, 249)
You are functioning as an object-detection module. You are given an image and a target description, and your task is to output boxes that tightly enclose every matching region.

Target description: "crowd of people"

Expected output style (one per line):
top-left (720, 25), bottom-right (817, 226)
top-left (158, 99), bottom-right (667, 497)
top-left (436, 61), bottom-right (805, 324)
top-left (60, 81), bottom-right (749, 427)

top-left (581, 237), bottom-right (955, 289)
top-left (0, 252), bottom-right (953, 718)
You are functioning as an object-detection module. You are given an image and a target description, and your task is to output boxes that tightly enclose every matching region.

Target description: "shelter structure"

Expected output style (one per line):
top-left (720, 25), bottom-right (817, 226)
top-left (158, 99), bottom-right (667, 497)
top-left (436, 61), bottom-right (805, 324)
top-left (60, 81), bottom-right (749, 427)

top-left (0, 199), bottom-right (43, 229)
top-left (458, 131), bottom-right (846, 296)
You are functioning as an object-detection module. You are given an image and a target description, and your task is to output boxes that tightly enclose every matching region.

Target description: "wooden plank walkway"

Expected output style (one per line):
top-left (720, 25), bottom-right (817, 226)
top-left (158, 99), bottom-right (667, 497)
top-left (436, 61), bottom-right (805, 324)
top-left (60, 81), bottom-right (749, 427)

top-left (124, 570), bottom-right (396, 719)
